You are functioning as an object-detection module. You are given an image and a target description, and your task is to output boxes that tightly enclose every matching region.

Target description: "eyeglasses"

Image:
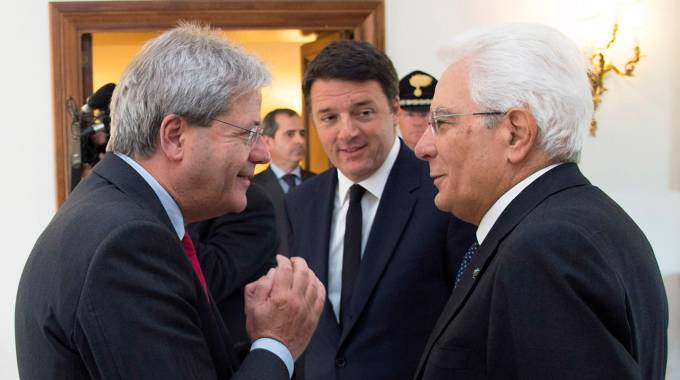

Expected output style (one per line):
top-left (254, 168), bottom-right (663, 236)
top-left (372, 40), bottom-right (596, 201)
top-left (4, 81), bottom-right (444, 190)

top-left (428, 110), bottom-right (505, 135)
top-left (211, 118), bottom-right (263, 146)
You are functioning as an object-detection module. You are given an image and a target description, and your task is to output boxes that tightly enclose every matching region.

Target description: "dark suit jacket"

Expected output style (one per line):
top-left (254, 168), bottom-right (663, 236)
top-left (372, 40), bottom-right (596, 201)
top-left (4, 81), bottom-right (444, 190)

top-left (254, 166), bottom-right (314, 254)
top-left (415, 163), bottom-right (668, 380)
top-left (285, 141), bottom-right (475, 380)
top-left (15, 154), bottom-right (287, 380)
top-left (188, 182), bottom-right (278, 355)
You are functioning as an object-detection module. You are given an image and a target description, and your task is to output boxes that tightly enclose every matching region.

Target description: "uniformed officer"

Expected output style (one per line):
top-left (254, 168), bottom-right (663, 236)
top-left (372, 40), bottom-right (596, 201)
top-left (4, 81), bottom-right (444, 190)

top-left (397, 70), bottom-right (437, 149)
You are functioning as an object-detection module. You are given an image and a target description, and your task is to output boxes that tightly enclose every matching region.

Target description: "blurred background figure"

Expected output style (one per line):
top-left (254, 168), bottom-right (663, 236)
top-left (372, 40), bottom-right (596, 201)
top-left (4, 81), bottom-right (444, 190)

top-left (80, 83), bottom-right (116, 177)
top-left (397, 70), bottom-right (437, 150)
top-left (255, 108), bottom-right (315, 253)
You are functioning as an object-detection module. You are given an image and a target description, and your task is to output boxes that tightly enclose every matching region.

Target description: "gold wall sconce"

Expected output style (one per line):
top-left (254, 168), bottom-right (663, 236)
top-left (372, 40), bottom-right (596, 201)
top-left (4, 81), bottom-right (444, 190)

top-left (588, 22), bottom-right (642, 136)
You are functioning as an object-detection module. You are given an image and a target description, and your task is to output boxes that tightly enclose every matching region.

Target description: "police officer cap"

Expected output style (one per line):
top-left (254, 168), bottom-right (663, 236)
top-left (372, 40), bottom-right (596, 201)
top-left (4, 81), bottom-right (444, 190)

top-left (399, 70), bottom-right (437, 112)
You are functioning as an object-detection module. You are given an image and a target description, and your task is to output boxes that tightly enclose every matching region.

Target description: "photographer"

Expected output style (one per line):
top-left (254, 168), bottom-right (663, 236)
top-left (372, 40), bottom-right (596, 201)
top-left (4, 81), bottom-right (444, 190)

top-left (79, 82), bottom-right (116, 177)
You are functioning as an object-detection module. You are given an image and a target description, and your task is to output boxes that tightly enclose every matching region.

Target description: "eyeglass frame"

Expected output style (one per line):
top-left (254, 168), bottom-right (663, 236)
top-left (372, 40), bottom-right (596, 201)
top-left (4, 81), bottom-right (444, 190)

top-left (428, 110), bottom-right (506, 135)
top-left (210, 118), bottom-right (263, 146)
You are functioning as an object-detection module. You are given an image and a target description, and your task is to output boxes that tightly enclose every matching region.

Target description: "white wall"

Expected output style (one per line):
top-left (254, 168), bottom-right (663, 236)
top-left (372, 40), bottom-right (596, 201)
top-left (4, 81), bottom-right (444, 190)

top-left (0, 1), bottom-right (54, 378)
top-left (0, 0), bottom-right (676, 378)
top-left (386, 0), bottom-right (679, 377)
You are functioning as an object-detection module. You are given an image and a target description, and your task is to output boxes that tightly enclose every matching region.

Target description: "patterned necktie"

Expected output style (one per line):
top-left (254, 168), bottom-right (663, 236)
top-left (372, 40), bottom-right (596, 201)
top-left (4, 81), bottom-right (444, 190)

top-left (181, 233), bottom-right (209, 300)
top-left (454, 240), bottom-right (479, 289)
top-left (282, 174), bottom-right (298, 193)
top-left (340, 184), bottom-right (366, 328)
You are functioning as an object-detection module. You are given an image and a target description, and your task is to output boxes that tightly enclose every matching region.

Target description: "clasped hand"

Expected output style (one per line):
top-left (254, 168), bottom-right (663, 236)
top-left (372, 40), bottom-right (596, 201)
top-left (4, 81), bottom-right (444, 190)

top-left (245, 255), bottom-right (325, 359)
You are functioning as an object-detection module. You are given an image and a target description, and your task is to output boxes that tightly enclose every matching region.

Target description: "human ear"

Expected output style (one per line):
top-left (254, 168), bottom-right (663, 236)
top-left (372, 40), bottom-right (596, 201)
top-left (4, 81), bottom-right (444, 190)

top-left (503, 108), bottom-right (538, 163)
top-left (158, 114), bottom-right (187, 161)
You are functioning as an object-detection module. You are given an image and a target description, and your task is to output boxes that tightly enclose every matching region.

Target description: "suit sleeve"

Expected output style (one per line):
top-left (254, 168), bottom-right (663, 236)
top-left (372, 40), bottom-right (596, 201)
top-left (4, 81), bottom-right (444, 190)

top-left (489, 222), bottom-right (642, 379)
top-left (75, 220), bottom-right (288, 380)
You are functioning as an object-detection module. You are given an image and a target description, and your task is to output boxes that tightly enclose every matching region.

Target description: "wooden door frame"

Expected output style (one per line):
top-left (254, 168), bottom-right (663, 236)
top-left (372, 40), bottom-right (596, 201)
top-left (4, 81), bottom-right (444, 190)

top-left (50, 0), bottom-right (384, 206)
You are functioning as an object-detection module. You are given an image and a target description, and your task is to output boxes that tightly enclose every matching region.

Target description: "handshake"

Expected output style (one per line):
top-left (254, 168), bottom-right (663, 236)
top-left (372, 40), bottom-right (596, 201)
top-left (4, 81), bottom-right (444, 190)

top-left (244, 255), bottom-right (326, 359)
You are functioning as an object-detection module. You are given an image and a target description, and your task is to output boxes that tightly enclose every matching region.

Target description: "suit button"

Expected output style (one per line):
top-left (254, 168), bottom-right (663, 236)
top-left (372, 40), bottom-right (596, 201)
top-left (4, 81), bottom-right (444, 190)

top-left (335, 357), bottom-right (347, 368)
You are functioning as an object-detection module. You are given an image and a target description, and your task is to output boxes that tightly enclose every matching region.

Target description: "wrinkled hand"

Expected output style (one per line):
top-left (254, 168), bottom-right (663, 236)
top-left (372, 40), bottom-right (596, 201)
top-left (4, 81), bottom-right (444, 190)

top-left (245, 255), bottom-right (325, 359)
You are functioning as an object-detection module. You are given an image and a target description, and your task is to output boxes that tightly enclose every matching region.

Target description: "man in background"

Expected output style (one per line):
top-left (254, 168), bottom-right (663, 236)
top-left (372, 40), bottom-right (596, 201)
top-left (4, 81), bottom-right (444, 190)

top-left (254, 108), bottom-right (315, 253)
top-left (286, 40), bottom-right (474, 380)
top-left (16, 24), bottom-right (324, 380)
top-left (397, 70), bottom-right (437, 150)
top-left (414, 23), bottom-right (668, 379)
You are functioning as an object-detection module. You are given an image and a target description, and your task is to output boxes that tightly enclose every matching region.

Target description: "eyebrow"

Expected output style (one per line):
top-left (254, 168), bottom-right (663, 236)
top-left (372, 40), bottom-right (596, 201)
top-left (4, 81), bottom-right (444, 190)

top-left (351, 100), bottom-right (376, 108)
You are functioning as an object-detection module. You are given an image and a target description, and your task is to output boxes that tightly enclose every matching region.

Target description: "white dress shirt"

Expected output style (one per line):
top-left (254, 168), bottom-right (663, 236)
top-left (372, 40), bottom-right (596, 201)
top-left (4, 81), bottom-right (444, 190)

top-left (476, 163), bottom-right (560, 244)
top-left (327, 137), bottom-right (401, 321)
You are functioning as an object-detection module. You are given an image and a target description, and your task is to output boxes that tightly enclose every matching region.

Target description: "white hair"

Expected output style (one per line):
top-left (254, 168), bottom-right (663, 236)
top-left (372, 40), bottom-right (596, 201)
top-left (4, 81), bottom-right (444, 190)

top-left (108, 22), bottom-right (270, 157)
top-left (441, 23), bottom-right (592, 163)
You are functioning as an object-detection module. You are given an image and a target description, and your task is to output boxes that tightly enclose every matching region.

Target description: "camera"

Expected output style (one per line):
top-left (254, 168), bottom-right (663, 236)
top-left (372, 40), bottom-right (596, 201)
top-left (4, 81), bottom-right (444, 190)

top-left (66, 83), bottom-right (116, 187)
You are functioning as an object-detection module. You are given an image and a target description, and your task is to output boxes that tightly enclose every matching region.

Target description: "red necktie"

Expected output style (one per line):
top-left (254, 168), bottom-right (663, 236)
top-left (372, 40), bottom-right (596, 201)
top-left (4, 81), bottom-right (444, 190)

top-left (181, 232), bottom-right (209, 300)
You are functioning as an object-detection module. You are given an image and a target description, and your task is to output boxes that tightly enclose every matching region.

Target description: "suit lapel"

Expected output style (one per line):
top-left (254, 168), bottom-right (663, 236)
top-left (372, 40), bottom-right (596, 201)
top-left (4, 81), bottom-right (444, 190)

top-left (339, 144), bottom-right (420, 344)
top-left (300, 170), bottom-right (342, 337)
top-left (301, 170), bottom-right (337, 288)
top-left (414, 163), bottom-right (590, 377)
top-left (262, 167), bottom-right (285, 204)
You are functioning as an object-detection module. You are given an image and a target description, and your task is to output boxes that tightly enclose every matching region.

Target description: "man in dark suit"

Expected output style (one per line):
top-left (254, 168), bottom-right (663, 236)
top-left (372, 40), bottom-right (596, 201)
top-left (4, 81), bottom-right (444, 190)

top-left (254, 109), bottom-right (315, 253)
top-left (285, 41), bottom-right (474, 379)
top-left (413, 23), bottom-right (668, 379)
top-left (15, 24), bottom-right (324, 379)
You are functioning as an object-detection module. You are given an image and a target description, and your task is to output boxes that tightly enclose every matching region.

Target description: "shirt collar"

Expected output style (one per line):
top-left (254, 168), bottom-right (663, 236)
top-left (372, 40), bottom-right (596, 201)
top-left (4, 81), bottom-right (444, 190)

top-left (115, 152), bottom-right (185, 239)
top-left (336, 136), bottom-right (400, 203)
top-left (476, 163), bottom-right (561, 244)
top-left (269, 162), bottom-right (301, 179)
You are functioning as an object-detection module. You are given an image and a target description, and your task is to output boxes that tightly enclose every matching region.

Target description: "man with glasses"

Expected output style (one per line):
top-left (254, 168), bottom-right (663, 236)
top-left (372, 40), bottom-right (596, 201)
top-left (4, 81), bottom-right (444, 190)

top-left (413, 23), bottom-right (667, 379)
top-left (16, 24), bottom-right (325, 380)
top-left (285, 40), bottom-right (474, 380)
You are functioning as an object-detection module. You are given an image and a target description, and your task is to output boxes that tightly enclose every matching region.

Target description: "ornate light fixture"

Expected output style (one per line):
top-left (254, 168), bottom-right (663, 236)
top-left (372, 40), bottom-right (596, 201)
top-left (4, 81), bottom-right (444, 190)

top-left (588, 22), bottom-right (642, 136)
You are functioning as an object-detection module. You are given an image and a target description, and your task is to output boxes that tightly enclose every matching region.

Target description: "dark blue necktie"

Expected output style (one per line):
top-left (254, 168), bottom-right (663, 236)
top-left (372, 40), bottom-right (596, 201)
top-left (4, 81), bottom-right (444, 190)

top-left (455, 240), bottom-right (479, 288)
top-left (282, 174), bottom-right (297, 193)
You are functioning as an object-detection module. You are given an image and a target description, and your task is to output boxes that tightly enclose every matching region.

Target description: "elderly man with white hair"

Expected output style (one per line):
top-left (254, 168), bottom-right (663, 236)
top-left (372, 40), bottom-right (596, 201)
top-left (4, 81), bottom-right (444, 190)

top-left (414, 23), bottom-right (667, 379)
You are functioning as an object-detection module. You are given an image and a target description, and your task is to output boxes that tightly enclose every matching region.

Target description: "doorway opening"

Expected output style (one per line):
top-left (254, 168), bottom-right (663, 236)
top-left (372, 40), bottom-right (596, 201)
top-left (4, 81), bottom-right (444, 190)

top-left (50, 1), bottom-right (384, 205)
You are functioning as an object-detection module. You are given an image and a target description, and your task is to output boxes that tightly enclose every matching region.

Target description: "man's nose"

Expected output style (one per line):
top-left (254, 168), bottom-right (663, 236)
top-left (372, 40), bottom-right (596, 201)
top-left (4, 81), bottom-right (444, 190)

top-left (415, 127), bottom-right (436, 161)
top-left (250, 135), bottom-right (270, 164)
top-left (337, 115), bottom-right (358, 140)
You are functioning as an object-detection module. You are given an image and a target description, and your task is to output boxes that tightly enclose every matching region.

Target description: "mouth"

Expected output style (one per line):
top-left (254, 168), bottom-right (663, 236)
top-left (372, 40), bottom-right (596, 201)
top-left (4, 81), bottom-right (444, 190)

top-left (431, 173), bottom-right (446, 187)
top-left (237, 172), bottom-right (253, 185)
top-left (339, 144), bottom-right (367, 155)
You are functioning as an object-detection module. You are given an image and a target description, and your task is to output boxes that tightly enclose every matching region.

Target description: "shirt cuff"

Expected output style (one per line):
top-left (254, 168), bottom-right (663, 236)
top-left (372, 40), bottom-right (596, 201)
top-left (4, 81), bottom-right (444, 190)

top-left (250, 338), bottom-right (294, 378)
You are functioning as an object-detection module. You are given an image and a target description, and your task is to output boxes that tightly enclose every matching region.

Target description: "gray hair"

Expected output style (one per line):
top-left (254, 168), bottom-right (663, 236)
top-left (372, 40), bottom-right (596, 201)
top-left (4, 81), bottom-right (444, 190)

top-left (441, 23), bottom-right (592, 163)
top-left (262, 108), bottom-right (299, 137)
top-left (107, 22), bottom-right (270, 157)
